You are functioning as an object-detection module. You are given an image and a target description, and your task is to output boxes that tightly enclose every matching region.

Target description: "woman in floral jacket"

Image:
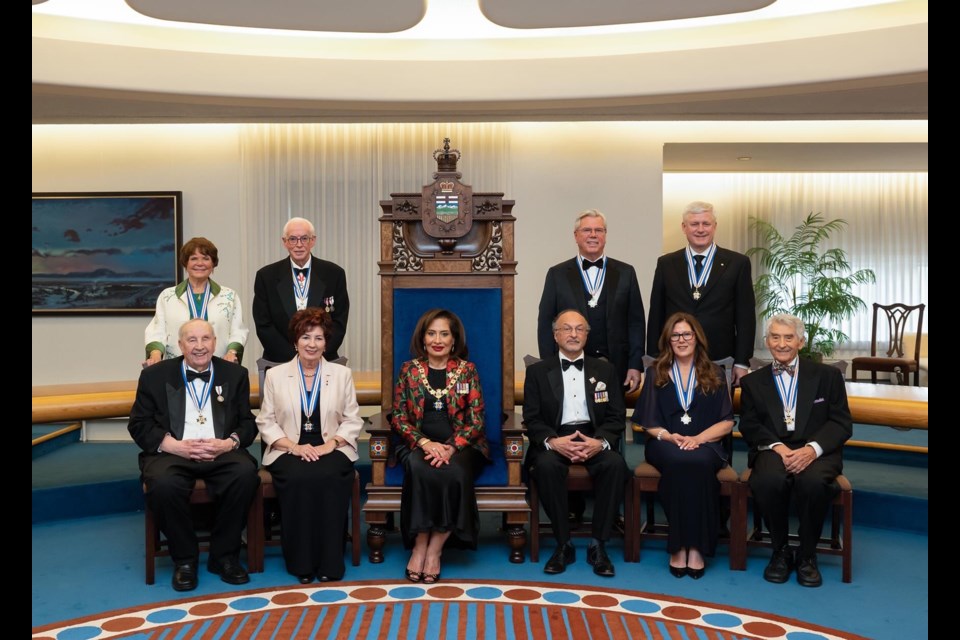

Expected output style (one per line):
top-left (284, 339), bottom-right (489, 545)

top-left (391, 308), bottom-right (490, 585)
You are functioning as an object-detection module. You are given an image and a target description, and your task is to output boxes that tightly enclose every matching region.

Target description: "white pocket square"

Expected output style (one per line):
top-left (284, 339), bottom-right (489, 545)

top-left (594, 381), bottom-right (607, 391)
top-left (813, 397), bottom-right (825, 404)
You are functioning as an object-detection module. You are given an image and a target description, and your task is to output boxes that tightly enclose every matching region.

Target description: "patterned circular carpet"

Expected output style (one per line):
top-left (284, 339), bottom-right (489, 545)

top-left (32, 579), bottom-right (868, 640)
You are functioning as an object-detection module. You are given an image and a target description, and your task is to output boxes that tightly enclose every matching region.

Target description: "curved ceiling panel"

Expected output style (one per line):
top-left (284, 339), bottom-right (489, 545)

top-left (124, 0), bottom-right (427, 33)
top-left (480, 0), bottom-right (775, 29)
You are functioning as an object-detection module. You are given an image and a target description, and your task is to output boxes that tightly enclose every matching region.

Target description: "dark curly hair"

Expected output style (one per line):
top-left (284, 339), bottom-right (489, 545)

top-left (288, 307), bottom-right (333, 345)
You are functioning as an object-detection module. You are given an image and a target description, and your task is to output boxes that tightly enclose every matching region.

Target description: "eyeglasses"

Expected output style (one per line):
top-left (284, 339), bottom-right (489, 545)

top-left (669, 331), bottom-right (695, 342)
top-left (577, 227), bottom-right (607, 235)
top-left (285, 235), bottom-right (315, 245)
top-left (556, 325), bottom-right (589, 335)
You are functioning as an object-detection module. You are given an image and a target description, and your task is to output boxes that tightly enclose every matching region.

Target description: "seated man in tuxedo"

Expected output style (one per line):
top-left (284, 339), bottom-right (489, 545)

top-left (128, 318), bottom-right (261, 592)
top-left (523, 309), bottom-right (629, 577)
top-left (738, 313), bottom-right (852, 587)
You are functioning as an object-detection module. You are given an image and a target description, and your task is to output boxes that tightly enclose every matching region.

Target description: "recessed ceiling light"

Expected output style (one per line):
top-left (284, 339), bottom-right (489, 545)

top-left (737, 156), bottom-right (752, 161)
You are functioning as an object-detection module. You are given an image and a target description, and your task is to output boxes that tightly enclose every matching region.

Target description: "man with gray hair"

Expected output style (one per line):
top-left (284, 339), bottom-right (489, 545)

top-left (738, 314), bottom-right (852, 587)
top-left (647, 201), bottom-right (755, 386)
top-left (253, 217), bottom-right (350, 363)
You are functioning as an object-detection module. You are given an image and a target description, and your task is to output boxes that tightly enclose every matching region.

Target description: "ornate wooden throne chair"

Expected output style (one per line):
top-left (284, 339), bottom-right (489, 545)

top-left (362, 139), bottom-right (529, 563)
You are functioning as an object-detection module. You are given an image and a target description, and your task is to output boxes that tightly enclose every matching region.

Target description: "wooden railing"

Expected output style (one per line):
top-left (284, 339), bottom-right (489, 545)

top-left (33, 373), bottom-right (927, 431)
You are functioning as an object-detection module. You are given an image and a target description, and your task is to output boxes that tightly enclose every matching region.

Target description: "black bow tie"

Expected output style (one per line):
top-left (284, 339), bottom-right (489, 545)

top-left (294, 267), bottom-right (308, 278)
top-left (561, 358), bottom-right (584, 371)
top-left (772, 361), bottom-right (796, 377)
top-left (186, 369), bottom-right (211, 382)
top-left (581, 258), bottom-right (603, 270)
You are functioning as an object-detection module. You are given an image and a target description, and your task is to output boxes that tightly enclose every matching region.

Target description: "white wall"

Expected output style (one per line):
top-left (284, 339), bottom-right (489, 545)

top-left (33, 121), bottom-right (926, 386)
top-left (32, 125), bottom-right (243, 385)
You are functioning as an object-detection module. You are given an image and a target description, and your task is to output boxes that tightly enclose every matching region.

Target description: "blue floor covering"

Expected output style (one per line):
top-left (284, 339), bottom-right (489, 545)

top-left (32, 510), bottom-right (928, 639)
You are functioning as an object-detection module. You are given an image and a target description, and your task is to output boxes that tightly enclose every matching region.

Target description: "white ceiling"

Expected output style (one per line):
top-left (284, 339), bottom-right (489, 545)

top-left (33, 1), bottom-right (927, 172)
top-left (32, 0), bottom-right (928, 125)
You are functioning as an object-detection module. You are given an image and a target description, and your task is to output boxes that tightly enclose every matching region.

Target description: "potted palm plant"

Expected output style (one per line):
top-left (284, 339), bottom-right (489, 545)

top-left (747, 212), bottom-right (876, 361)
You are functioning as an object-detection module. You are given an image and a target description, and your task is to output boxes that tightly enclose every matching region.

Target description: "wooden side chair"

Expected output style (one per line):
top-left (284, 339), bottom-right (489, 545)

top-left (850, 302), bottom-right (925, 386)
top-left (249, 468), bottom-right (361, 572)
top-left (740, 468), bottom-right (853, 582)
top-left (143, 479), bottom-right (261, 584)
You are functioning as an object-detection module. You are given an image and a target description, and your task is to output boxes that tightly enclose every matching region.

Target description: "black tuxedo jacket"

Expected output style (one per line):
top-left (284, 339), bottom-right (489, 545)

top-left (646, 246), bottom-right (755, 366)
top-left (522, 355), bottom-right (626, 456)
top-left (738, 359), bottom-right (852, 468)
top-left (537, 257), bottom-right (645, 382)
top-left (127, 356), bottom-right (258, 469)
top-left (252, 255), bottom-right (349, 362)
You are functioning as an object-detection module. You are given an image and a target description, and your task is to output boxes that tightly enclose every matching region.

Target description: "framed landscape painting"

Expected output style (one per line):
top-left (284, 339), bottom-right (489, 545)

top-left (32, 191), bottom-right (183, 314)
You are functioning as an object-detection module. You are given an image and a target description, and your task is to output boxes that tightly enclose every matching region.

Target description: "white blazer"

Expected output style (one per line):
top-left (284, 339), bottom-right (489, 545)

top-left (144, 279), bottom-right (249, 359)
top-left (257, 356), bottom-right (363, 466)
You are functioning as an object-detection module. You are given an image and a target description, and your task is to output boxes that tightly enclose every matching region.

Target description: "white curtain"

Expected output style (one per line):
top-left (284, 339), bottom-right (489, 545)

top-left (664, 172), bottom-right (928, 358)
top-left (239, 123), bottom-right (512, 371)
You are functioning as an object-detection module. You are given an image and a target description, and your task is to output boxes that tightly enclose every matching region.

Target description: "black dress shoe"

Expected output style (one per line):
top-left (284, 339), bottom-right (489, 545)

top-left (686, 567), bottom-right (705, 580)
top-left (668, 565), bottom-right (687, 579)
top-left (796, 555), bottom-right (823, 587)
top-left (208, 556), bottom-right (250, 585)
top-left (298, 574), bottom-right (314, 584)
top-left (172, 562), bottom-right (198, 592)
top-left (587, 543), bottom-right (615, 577)
top-left (763, 546), bottom-right (795, 584)
top-left (544, 541), bottom-right (575, 574)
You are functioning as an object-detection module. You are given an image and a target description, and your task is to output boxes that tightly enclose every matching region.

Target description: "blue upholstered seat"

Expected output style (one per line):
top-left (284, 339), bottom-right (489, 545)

top-left (385, 287), bottom-right (505, 486)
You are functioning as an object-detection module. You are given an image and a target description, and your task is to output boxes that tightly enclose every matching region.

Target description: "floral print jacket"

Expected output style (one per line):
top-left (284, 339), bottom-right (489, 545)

top-left (391, 358), bottom-right (490, 460)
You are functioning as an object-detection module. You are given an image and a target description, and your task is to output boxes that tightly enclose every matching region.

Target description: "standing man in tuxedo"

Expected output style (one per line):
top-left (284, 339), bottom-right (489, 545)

top-left (537, 209), bottom-right (646, 398)
top-left (647, 201), bottom-right (755, 386)
top-left (523, 309), bottom-right (629, 577)
top-left (253, 217), bottom-right (349, 363)
top-left (738, 314), bottom-right (852, 587)
top-left (128, 318), bottom-right (261, 592)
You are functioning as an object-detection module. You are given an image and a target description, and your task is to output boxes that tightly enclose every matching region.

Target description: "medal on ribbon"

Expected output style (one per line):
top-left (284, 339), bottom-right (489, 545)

top-left (773, 362), bottom-right (799, 430)
top-left (298, 359), bottom-right (321, 432)
top-left (579, 256), bottom-right (607, 308)
top-left (182, 363), bottom-right (213, 426)
top-left (671, 360), bottom-right (696, 426)
top-left (687, 244), bottom-right (716, 301)
top-left (292, 264), bottom-right (310, 311)
top-left (186, 280), bottom-right (211, 320)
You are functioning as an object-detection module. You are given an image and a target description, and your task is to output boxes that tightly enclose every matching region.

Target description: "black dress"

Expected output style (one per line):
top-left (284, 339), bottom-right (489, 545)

top-left (395, 368), bottom-right (486, 549)
top-left (632, 364), bottom-right (733, 555)
top-left (266, 408), bottom-right (355, 579)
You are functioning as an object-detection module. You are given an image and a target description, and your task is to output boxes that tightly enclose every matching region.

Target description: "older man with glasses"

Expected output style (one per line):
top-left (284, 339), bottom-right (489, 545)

top-left (523, 309), bottom-right (629, 577)
top-left (253, 217), bottom-right (350, 363)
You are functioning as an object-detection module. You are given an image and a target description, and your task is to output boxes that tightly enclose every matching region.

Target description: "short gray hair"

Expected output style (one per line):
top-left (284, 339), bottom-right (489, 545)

top-left (178, 318), bottom-right (214, 340)
top-left (682, 201), bottom-right (716, 222)
top-left (765, 314), bottom-right (806, 341)
top-left (282, 217), bottom-right (316, 237)
top-left (574, 209), bottom-right (607, 231)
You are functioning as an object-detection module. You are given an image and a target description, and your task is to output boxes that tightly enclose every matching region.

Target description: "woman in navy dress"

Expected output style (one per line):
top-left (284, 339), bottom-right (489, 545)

top-left (632, 312), bottom-right (734, 578)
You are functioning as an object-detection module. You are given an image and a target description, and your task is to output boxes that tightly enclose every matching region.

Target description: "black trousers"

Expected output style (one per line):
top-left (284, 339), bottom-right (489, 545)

top-left (142, 450), bottom-right (260, 566)
top-left (749, 448), bottom-right (841, 559)
top-left (530, 447), bottom-right (628, 544)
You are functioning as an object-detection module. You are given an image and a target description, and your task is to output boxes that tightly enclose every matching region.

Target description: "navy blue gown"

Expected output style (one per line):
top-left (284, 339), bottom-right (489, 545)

top-left (632, 364), bottom-right (732, 555)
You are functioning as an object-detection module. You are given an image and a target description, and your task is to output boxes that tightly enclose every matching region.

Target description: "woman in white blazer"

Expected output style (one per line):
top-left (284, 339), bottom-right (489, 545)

top-left (256, 308), bottom-right (363, 584)
top-left (143, 237), bottom-right (248, 367)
